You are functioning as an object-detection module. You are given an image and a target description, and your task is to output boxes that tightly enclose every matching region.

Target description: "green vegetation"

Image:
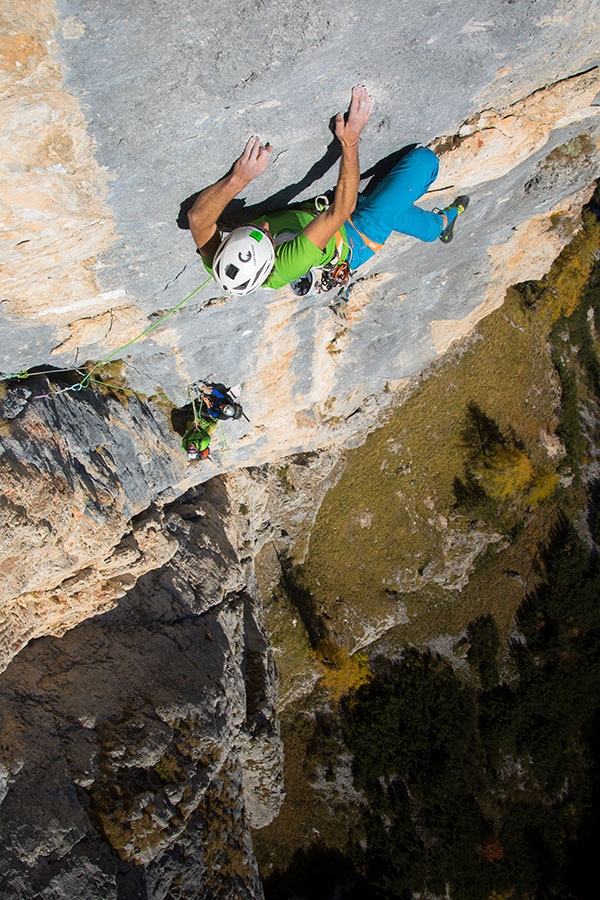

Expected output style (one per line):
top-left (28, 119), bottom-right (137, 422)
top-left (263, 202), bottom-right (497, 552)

top-left (312, 639), bottom-right (372, 703)
top-left (276, 464), bottom-right (296, 494)
top-left (255, 188), bottom-right (600, 898)
top-left (255, 547), bottom-right (322, 702)
top-left (195, 767), bottom-right (258, 893)
top-left (517, 201), bottom-right (600, 324)
top-left (338, 516), bottom-right (600, 900)
top-left (545, 133), bottom-right (595, 164)
top-left (262, 519), bottom-right (600, 900)
top-left (86, 359), bottom-right (131, 394)
top-left (87, 709), bottom-right (215, 861)
top-left (549, 246), bottom-right (600, 473)
top-left (454, 401), bottom-right (552, 515)
top-left (466, 613), bottom-right (500, 690)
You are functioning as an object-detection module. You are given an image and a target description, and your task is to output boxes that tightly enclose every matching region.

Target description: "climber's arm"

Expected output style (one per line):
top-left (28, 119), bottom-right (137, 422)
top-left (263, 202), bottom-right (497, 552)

top-left (302, 85), bottom-right (374, 251)
top-left (302, 143), bottom-right (361, 250)
top-left (188, 136), bottom-right (273, 257)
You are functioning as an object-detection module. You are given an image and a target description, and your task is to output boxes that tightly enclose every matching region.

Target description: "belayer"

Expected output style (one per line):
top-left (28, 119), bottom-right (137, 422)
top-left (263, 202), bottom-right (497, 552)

top-left (196, 383), bottom-right (243, 420)
top-left (181, 383), bottom-right (242, 461)
top-left (182, 417), bottom-right (216, 461)
top-left (187, 85), bottom-right (469, 296)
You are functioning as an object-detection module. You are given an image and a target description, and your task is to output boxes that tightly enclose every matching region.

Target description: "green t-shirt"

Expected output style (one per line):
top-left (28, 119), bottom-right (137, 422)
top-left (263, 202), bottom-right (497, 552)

top-left (202, 208), bottom-right (348, 290)
top-left (253, 209), bottom-right (347, 289)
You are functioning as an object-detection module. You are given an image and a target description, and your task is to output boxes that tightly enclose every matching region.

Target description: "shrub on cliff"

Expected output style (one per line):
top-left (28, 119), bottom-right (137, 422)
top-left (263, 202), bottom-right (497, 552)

top-left (313, 639), bottom-right (371, 703)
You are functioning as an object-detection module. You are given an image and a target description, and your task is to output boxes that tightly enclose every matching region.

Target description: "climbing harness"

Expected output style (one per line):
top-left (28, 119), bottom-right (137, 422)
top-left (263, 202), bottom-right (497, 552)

top-left (290, 260), bottom-right (351, 298)
top-left (289, 196), bottom-right (354, 298)
top-left (347, 216), bottom-right (384, 253)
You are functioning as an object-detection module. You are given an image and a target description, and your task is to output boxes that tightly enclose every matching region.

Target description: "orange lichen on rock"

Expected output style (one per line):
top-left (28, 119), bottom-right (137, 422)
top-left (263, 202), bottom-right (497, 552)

top-left (0, 32), bottom-right (45, 70)
top-left (0, 1), bottom-right (116, 325)
top-left (432, 68), bottom-right (600, 190)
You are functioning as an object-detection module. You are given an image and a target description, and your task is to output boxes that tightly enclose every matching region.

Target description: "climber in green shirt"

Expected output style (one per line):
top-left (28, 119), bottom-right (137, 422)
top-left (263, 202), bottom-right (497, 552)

top-left (188, 85), bottom-right (374, 294)
top-left (181, 417), bottom-right (217, 461)
top-left (188, 85), bottom-right (469, 295)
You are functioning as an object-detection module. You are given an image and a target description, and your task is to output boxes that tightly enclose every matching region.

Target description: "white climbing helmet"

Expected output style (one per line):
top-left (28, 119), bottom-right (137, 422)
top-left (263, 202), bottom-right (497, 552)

top-left (212, 226), bottom-right (275, 295)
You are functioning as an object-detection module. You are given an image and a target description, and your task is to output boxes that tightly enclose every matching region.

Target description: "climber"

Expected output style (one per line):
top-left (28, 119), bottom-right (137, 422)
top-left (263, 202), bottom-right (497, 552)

top-left (182, 416), bottom-right (217, 461)
top-left (197, 383), bottom-right (243, 421)
top-left (181, 419), bottom-right (217, 462)
top-left (187, 85), bottom-right (470, 295)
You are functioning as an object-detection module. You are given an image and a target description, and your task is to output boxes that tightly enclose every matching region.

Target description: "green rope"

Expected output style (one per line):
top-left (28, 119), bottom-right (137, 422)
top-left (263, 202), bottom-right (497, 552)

top-left (190, 386), bottom-right (200, 424)
top-left (217, 428), bottom-right (229, 452)
top-left (79, 276), bottom-right (213, 388)
top-left (1, 275), bottom-right (213, 391)
top-left (189, 383), bottom-right (209, 427)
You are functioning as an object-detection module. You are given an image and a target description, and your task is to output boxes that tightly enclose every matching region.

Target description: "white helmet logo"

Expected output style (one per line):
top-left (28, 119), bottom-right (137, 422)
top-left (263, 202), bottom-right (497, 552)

top-left (212, 226), bottom-right (275, 295)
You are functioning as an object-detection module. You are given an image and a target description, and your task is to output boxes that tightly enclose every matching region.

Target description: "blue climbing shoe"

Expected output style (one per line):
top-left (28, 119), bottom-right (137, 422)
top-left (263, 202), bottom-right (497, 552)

top-left (438, 195), bottom-right (470, 243)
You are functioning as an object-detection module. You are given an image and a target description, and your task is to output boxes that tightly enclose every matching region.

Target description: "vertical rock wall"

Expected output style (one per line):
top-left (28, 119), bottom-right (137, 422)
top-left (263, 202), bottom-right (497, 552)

top-left (0, 479), bottom-right (283, 899)
top-left (1, 1), bottom-right (600, 897)
top-left (1, 1), bottom-right (599, 460)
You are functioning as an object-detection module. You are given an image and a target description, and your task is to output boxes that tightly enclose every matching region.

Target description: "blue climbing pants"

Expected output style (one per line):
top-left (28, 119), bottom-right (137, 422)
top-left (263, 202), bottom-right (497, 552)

top-left (344, 146), bottom-right (442, 269)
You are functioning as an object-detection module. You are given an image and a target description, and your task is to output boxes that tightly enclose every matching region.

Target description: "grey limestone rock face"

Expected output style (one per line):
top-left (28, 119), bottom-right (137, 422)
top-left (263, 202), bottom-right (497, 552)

top-left (0, 374), bottom-right (187, 671)
top-left (3, 0), bottom-right (599, 465)
top-left (1, 0), bottom-right (600, 897)
top-left (0, 479), bottom-right (281, 899)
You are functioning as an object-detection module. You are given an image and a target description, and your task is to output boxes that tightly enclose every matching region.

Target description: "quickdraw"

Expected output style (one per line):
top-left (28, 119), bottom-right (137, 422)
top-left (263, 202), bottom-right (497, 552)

top-left (290, 260), bottom-right (351, 297)
top-left (320, 260), bottom-right (351, 292)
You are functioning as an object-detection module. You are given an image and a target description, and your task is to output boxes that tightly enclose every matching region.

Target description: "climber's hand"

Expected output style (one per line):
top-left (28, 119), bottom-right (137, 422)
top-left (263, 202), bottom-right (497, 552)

top-left (335, 85), bottom-right (374, 148)
top-left (233, 136), bottom-right (273, 185)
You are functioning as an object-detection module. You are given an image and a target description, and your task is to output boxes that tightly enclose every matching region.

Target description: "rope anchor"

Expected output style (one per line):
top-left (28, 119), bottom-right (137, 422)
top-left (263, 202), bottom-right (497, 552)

top-left (1, 275), bottom-right (213, 401)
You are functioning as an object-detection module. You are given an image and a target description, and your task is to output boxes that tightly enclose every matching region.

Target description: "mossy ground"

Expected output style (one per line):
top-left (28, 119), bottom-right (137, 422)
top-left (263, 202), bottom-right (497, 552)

top-left (286, 281), bottom-right (561, 654)
top-left (284, 204), bottom-right (600, 655)
top-left (254, 194), bottom-right (600, 884)
top-left (254, 543), bottom-right (322, 704)
top-left (254, 696), bottom-right (364, 887)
